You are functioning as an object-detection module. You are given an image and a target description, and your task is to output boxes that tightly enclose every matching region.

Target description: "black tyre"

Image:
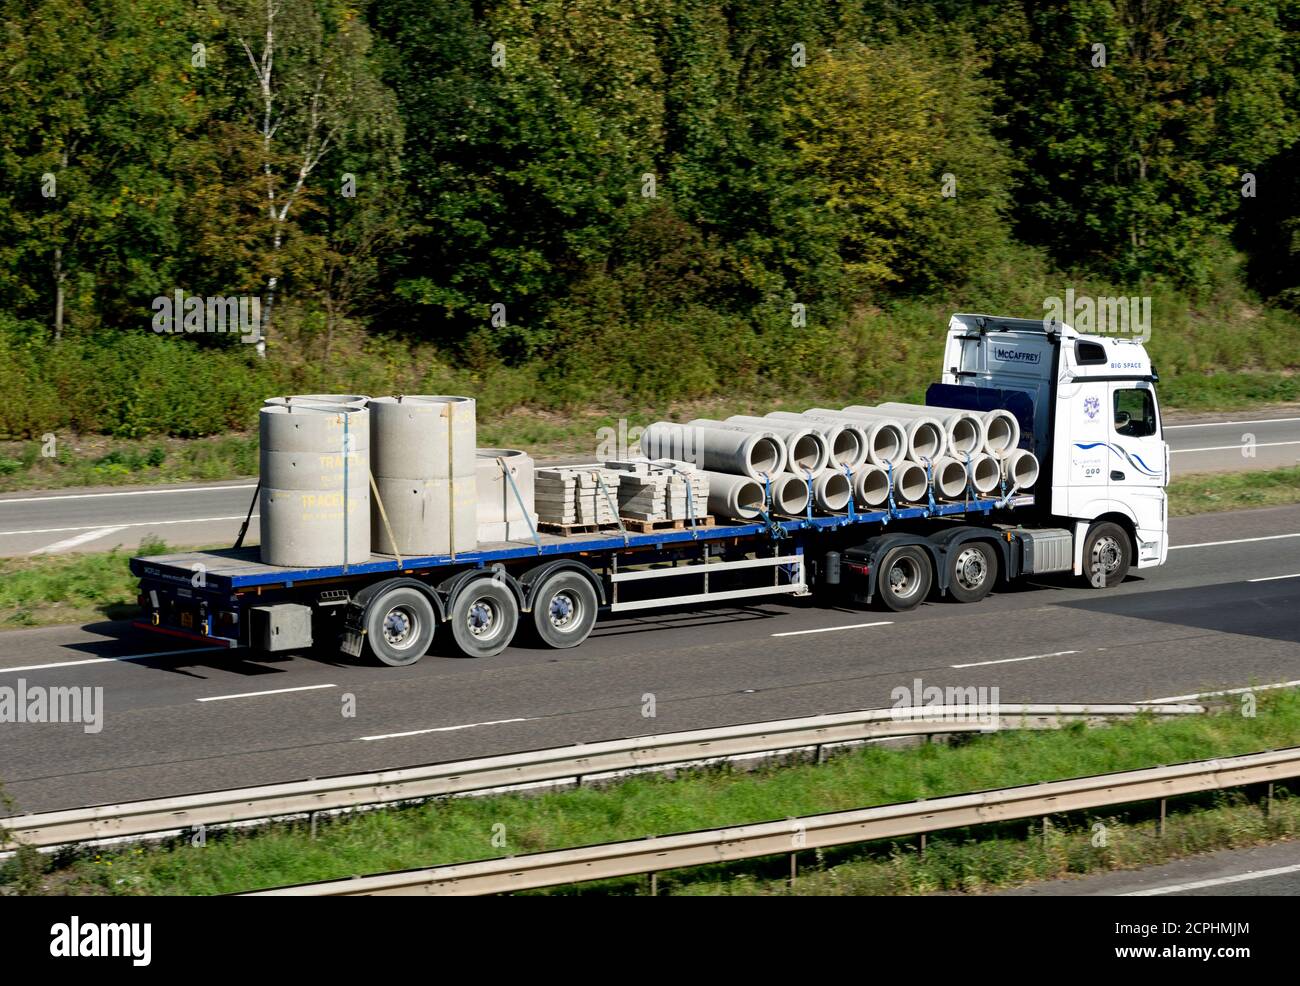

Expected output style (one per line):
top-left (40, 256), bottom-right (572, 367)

top-left (1083, 521), bottom-right (1130, 588)
top-left (364, 586), bottom-right (436, 667)
top-left (945, 540), bottom-right (998, 603)
top-left (530, 571), bottom-right (599, 649)
top-left (876, 545), bottom-right (932, 612)
top-left (450, 578), bottom-right (519, 658)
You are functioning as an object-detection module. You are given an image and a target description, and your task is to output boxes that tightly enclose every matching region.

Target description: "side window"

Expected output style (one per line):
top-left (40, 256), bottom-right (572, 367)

top-left (1075, 341), bottom-right (1107, 365)
top-left (1114, 388), bottom-right (1156, 438)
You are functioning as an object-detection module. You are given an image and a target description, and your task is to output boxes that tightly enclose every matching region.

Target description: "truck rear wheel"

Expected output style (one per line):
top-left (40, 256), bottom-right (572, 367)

top-left (877, 545), bottom-right (932, 612)
top-left (530, 571), bottom-right (598, 649)
top-left (946, 541), bottom-right (997, 603)
top-left (1084, 522), bottom-right (1131, 588)
top-left (451, 578), bottom-right (519, 658)
top-left (365, 586), bottom-right (436, 667)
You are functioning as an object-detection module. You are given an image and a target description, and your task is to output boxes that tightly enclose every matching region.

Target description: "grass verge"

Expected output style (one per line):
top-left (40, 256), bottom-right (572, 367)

top-left (1167, 465), bottom-right (1300, 516)
top-left (7, 691), bottom-right (1300, 895)
top-left (0, 538), bottom-right (169, 628)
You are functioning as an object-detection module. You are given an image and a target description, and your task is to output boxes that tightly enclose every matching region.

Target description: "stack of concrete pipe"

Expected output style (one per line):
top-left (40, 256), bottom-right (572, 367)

top-left (872, 402), bottom-right (1036, 495)
top-left (258, 402), bottom-right (370, 567)
top-left (369, 395), bottom-right (478, 556)
top-left (475, 448), bottom-right (537, 542)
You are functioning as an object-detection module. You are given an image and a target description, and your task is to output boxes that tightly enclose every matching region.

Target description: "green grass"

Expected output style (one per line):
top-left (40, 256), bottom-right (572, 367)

top-left (0, 434), bottom-right (258, 492)
top-left (1167, 465), bottom-right (1300, 516)
top-left (12, 691), bottom-right (1300, 895)
top-left (0, 537), bottom-right (169, 628)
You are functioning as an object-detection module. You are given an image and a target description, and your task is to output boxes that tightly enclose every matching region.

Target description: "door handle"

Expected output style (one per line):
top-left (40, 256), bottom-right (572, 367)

top-left (1110, 470), bottom-right (1125, 481)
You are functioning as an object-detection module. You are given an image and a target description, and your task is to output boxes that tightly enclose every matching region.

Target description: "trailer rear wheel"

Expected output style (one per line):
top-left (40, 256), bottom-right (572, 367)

top-left (451, 579), bottom-right (519, 658)
top-left (365, 586), bottom-right (436, 667)
top-left (877, 545), bottom-right (932, 612)
top-left (531, 571), bottom-right (598, 648)
top-left (1084, 522), bottom-right (1130, 588)
top-left (946, 541), bottom-right (998, 603)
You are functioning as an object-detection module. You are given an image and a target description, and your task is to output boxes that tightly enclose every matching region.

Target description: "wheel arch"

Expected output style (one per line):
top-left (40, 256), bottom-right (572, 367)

top-left (518, 559), bottom-right (605, 612)
top-left (352, 576), bottom-right (445, 622)
top-left (436, 565), bottom-right (526, 620)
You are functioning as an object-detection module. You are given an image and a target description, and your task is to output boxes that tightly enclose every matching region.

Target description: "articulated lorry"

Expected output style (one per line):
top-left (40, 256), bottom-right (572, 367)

top-left (130, 314), bottom-right (1168, 666)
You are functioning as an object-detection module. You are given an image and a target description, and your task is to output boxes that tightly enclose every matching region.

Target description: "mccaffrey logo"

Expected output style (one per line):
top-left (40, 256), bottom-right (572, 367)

top-left (50, 917), bottom-right (151, 966)
top-left (993, 347), bottom-right (1040, 364)
top-left (1084, 395), bottom-right (1100, 419)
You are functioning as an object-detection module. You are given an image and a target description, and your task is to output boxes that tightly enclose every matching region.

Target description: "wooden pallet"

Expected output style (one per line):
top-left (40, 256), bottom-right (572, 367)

top-left (537, 521), bottom-right (619, 536)
top-left (620, 515), bottom-right (714, 533)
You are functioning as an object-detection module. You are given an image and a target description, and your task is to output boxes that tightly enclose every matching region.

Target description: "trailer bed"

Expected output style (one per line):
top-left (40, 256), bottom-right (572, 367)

top-left (130, 494), bottom-right (1034, 591)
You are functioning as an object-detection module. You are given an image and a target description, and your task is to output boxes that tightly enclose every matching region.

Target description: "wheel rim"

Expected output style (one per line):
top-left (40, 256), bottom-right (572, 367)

top-left (954, 546), bottom-right (987, 591)
top-left (548, 590), bottom-right (581, 632)
top-left (382, 606), bottom-right (420, 650)
top-left (1092, 535), bottom-right (1123, 575)
top-left (466, 597), bottom-right (502, 641)
top-left (888, 557), bottom-right (921, 599)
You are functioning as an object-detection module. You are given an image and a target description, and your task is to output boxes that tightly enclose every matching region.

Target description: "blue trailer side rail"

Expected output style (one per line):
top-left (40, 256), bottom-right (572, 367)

top-left (129, 494), bottom-right (1034, 592)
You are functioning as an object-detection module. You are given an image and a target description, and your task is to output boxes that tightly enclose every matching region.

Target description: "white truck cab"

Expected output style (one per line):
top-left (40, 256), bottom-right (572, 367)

top-left (936, 313), bottom-right (1169, 582)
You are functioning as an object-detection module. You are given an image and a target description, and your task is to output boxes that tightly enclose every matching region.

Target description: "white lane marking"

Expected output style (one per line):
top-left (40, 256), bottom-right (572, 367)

top-left (1170, 532), bottom-right (1300, 550)
top-left (359, 717), bottom-right (536, 741)
top-left (30, 526), bottom-right (126, 554)
top-left (1141, 679), bottom-right (1300, 704)
top-left (1171, 439), bottom-right (1300, 453)
top-left (951, 650), bottom-right (1078, 669)
top-left (1249, 572), bottom-right (1300, 582)
top-left (0, 647), bottom-right (228, 675)
top-left (0, 484), bottom-right (257, 505)
top-left (197, 683), bottom-right (336, 703)
top-left (1165, 416), bottom-right (1300, 430)
top-left (0, 515), bottom-right (253, 537)
top-left (771, 621), bottom-right (893, 638)
top-left (1123, 862), bottom-right (1300, 896)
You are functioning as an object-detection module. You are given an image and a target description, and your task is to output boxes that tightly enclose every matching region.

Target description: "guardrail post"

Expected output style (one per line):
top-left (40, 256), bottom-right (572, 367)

top-left (1158, 798), bottom-right (1166, 837)
top-left (919, 832), bottom-right (926, 858)
top-left (1265, 781), bottom-right (1274, 818)
top-left (310, 811), bottom-right (319, 839)
top-left (789, 852), bottom-right (797, 886)
top-left (649, 872), bottom-right (658, 896)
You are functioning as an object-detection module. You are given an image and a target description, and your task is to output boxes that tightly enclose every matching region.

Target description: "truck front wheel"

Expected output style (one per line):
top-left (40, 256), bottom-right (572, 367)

top-left (876, 545), bottom-right (932, 612)
top-left (365, 586), bottom-right (436, 666)
top-left (1083, 522), bottom-right (1131, 588)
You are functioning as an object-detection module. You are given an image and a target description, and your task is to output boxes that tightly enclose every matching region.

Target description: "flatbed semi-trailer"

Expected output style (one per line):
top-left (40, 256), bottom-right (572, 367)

top-left (129, 313), bottom-right (1170, 666)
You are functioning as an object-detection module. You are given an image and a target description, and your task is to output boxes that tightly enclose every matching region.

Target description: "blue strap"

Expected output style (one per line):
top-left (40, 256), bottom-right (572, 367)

top-left (842, 463), bottom-right (856, 521)
top-left (962, 451), bottom-right (973, 507)
top-left (500, 456), bottom-right (543, 554)
top-left (804, 469), bottom-right (814, 521)
top-left (922, 457), bottom-right (935, 516)
top-left (757, 472), bottom-right (788, 540)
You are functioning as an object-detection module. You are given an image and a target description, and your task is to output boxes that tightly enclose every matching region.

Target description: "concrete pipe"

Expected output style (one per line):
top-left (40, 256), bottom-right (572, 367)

top-left (642, 421), bottom-right (786, 480)
top-left (703, 472), bottom-right (765, 521)
top-left (968, 452), bottom-right (1001, 494)
top-left (808, 408), bottom-right (946, 465)
top-left (716, 416), bottom-right (830, 473)
top-left (764, 412), bottom-right (865, 468)
top-left (851, 464), bottom-right (891, 507)
top-left (795, 411), bottom-right (906, 467)
top-left (1002, 449), bottom-right (1040, 490)
top-left (475, 449), bottom-right (537, 542)
top-left (859, 404), bottom-right (982, 457)
top-left (932, 456), bottom-right (972, 499)
top-left (369, 395), bottom-right (477, 555)
top-left (770, 472), bottom-right (811, 515)
top-left (258, 404), bottom-right (371, 567)
top-left (877, 402), bottom-right (1019, 457)
top-left (893, 461), bottom-right (931, 503)
top-left (810, 468), bottom-right (852, 512)
top-left (265, 394), bottom-right (370, 409)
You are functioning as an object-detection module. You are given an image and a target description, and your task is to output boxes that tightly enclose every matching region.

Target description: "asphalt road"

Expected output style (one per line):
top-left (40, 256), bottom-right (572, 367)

top-left (0, 410), bottom-right (1295, 556)
top-left (1, 503), bottom-right (1297, 815)
top-left (1002, 839), bottom-right (1300, 896)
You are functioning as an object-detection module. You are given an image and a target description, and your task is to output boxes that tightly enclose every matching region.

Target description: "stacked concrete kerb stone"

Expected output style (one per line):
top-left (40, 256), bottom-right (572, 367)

top-left (258, 402), bottom-right (371, 567)
top-left (369, 395), bottom-right (478, 556)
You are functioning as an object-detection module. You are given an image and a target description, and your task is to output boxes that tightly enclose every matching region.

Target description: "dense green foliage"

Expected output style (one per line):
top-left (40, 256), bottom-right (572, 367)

top-left (1, 0), bottom-right (1298, 438)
